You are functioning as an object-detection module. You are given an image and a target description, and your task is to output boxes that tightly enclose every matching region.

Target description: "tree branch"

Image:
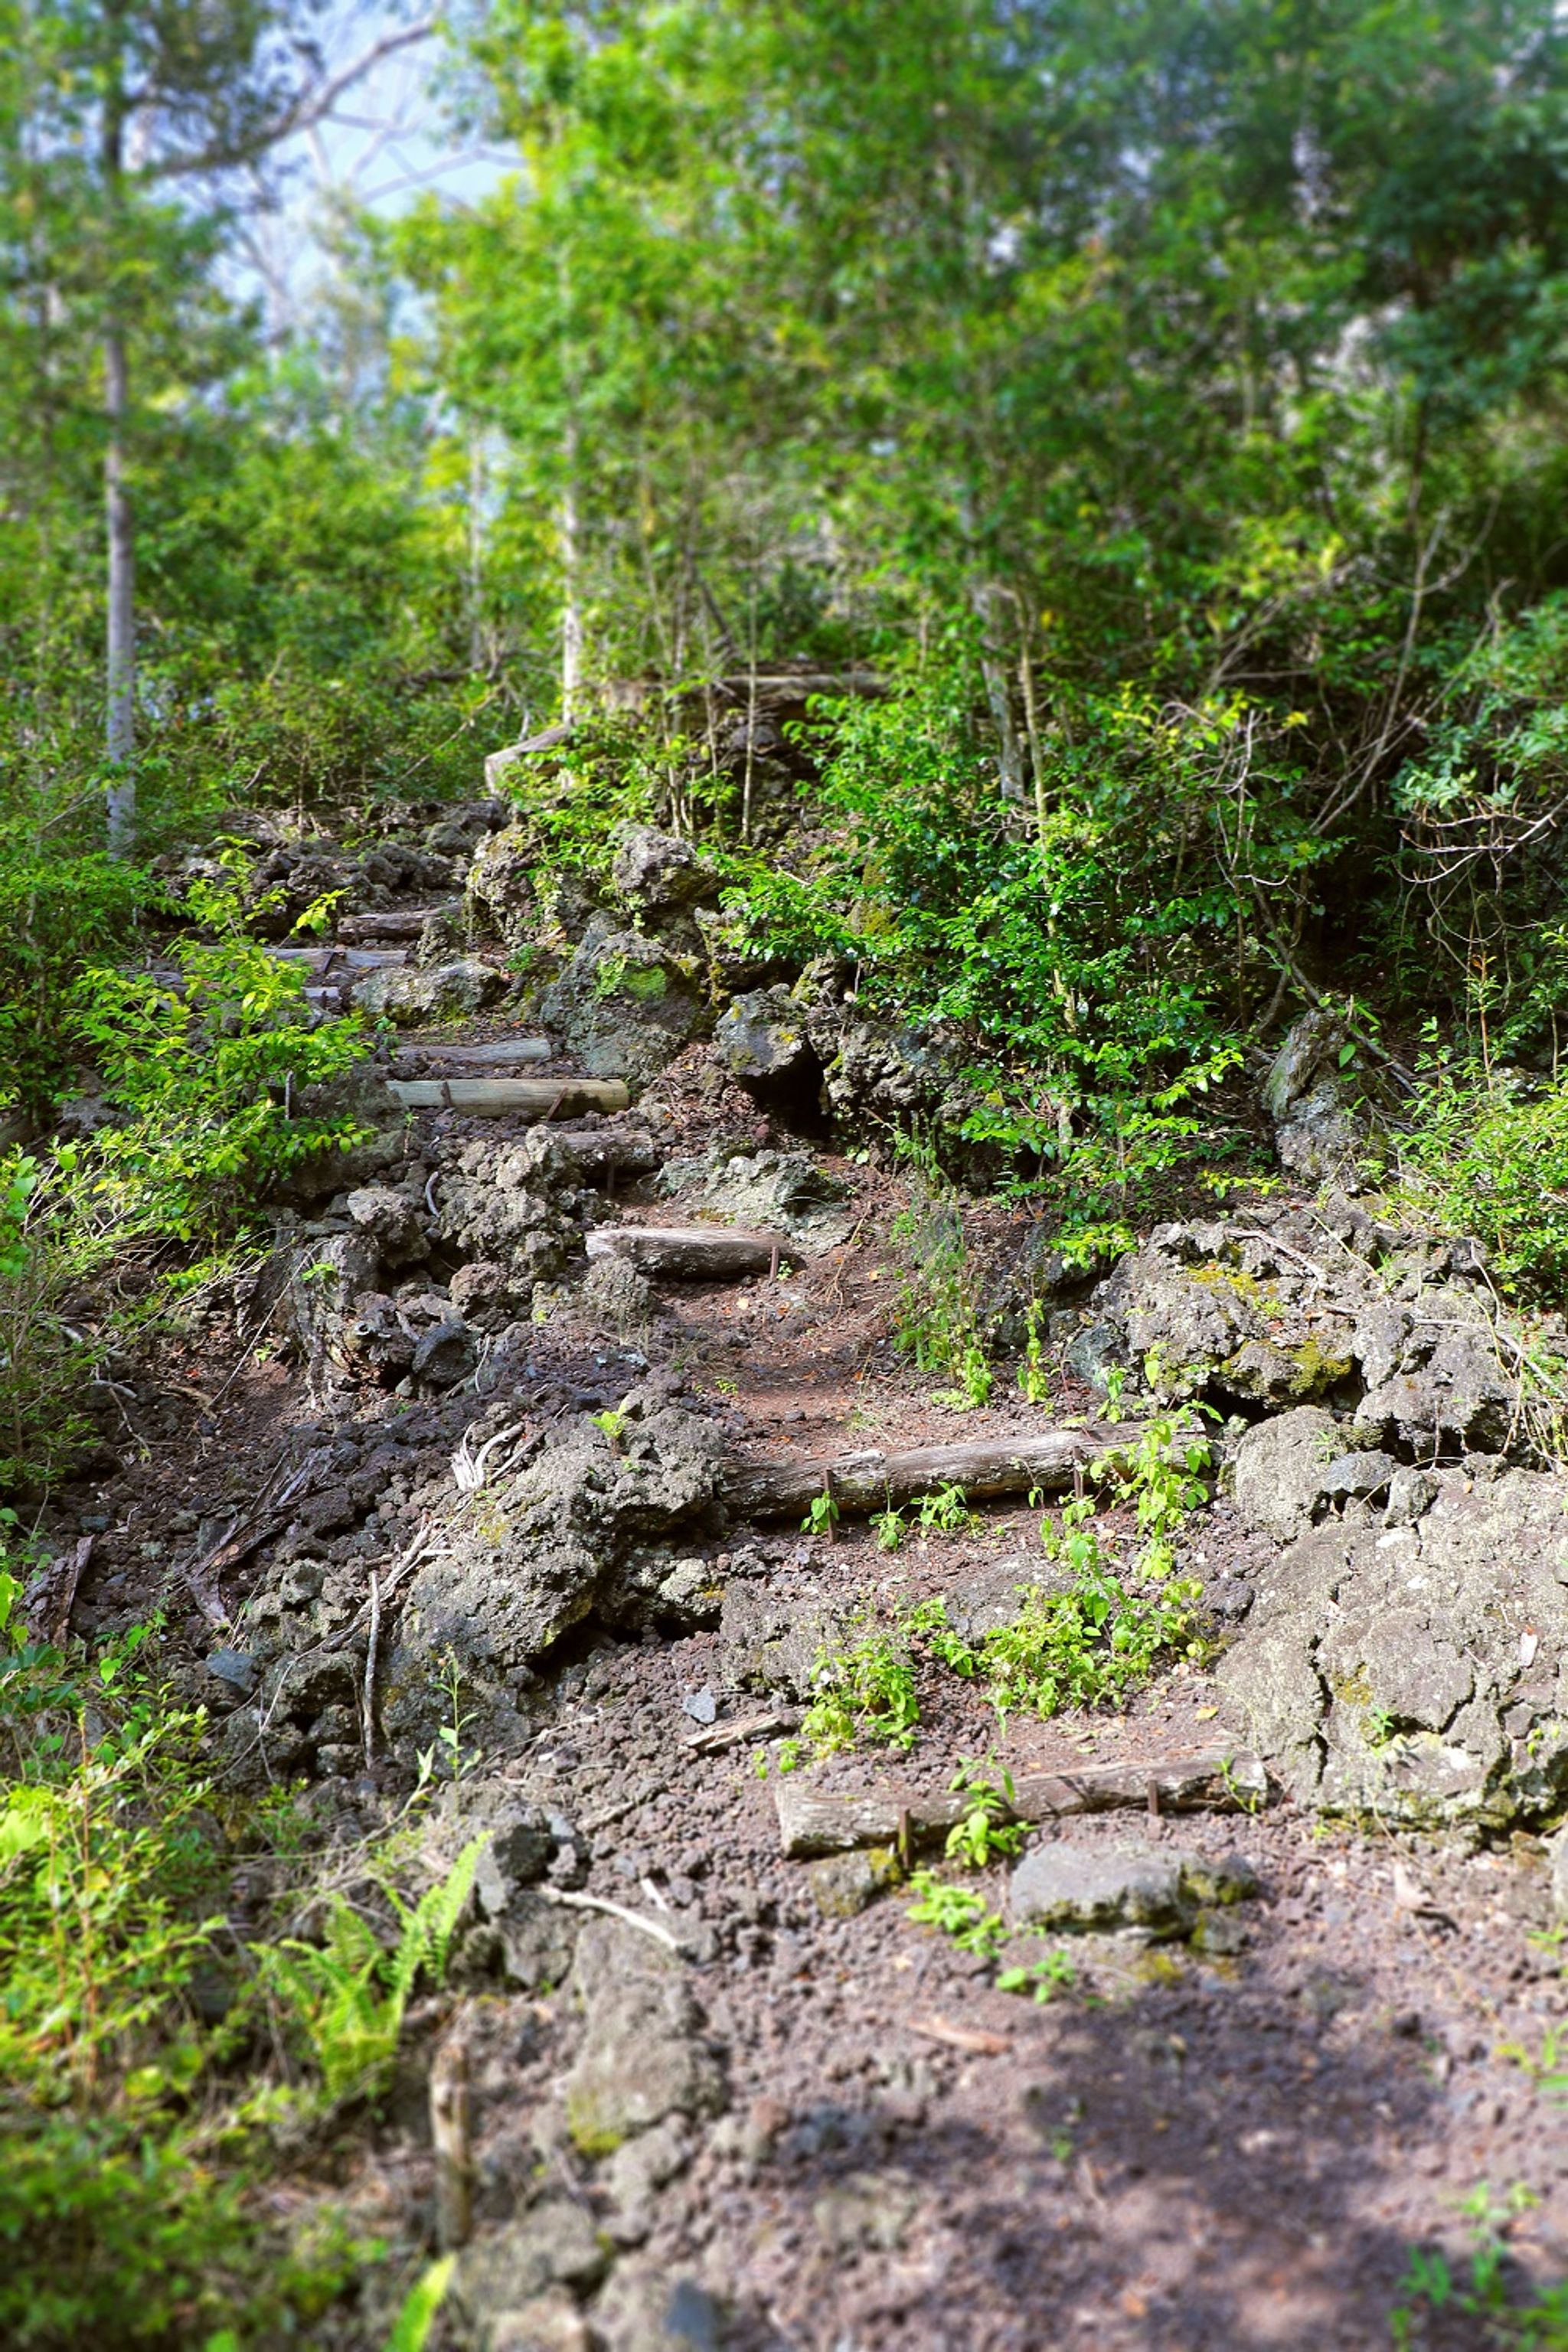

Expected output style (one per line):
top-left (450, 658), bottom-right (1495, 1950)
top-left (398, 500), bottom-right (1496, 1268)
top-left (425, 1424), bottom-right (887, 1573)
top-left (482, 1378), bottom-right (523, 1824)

top-left (145, 21), bottom-right (436, 181)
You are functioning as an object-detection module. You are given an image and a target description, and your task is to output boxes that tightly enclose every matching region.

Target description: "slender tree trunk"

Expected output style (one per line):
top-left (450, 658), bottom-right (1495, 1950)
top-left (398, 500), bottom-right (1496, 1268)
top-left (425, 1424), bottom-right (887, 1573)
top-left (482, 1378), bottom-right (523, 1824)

top-left (560, 416), bottom-right (583, 719)
top-left (103, 44), bottom-right (135, 854)
top-left (466, 437), bottom-right (485, 673)
top-left (104, 325), bottom-right (135, 849)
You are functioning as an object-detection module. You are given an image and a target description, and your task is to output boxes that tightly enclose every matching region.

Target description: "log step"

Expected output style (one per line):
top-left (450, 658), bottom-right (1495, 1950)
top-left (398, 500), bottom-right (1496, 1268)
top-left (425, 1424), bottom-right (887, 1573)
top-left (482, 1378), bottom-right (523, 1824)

top-left (270, 944), bottom-right (407, 973)
top-left (585, 1224), bottom-right (794, 1279)
top-left (394, 1038), bottom-right (552, 1073)
top-left (773, 1749), bottom-right (1269, 1857)
top-left (725, 1429), bottom-right (1108, 1520)
top-left (388, 1076), bottom-right (629, 1117)
top-left (341, 905), bottom-right (459, 941)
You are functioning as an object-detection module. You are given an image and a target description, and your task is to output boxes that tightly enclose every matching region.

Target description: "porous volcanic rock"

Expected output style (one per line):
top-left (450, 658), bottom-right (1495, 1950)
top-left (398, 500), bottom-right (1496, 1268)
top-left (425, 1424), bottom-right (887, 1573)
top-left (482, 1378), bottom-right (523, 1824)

top-left (382, 1403), bottom-right (726, 1741)
top-left (1217, 1463), bottom-right (1568, 1828)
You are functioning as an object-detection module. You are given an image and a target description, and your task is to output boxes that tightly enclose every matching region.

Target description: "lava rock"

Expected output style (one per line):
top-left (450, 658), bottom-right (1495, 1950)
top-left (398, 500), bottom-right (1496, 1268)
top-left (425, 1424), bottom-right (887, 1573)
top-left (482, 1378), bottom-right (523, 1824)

top-left (563, 1916), bottom-right (726, 2154)
top-left (1217, 1463), bottom-right (1568, 1828)
top-left (1008, 1840), bottom-right (1194, 1933)
top-left (352, 957), bottom-right (507, 1024)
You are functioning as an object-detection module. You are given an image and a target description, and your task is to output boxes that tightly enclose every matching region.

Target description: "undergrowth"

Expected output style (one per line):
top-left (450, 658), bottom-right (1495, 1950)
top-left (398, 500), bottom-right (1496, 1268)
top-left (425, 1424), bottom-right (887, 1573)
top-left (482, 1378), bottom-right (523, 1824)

top-left (0, 1553), bottom-right (469, 2348)
top-left (0, 880), bottom-right (371, 1494)
top-left (782, 1411), bottom-right (1210, 1768)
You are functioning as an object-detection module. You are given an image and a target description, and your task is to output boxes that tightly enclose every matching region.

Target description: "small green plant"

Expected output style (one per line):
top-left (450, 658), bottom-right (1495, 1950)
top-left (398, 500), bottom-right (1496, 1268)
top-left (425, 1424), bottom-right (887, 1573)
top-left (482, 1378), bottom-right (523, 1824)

top-left (1495, 2023), bottom-right (1568, 2098)
top-left (906, 1869), bottom-right (1008, 1959)
top-left (1390, 2182), bottom-right (1568, 2348)
top-left (0, 1566), bottom-right (384, 2344)
top-left (1018, 1300), bottom-right (1050, 1404)
top-left (591, 1406), bottom-right (629, 1442)
top-left (802, 1485), bottom-right (841, 1540)
top-left (944, 1758), bottom-right (1025, 1868)
top-left (420, 1649), bottom-right (479, 1785)
top-left (915, 1481), bottom-right (978, 1536)
top-left (890, 1148), bottom-right (994, 1409)
top-left (872, 1504), bottom-right (906, 1552)
top-left (384, 2259), bottom-right (457, 2352)
top-left (260, 1838), bottom-right (485, 2105)
top-left (799, 1624), bottom-right (919, 1755)
top-left (998, 1949), bottom-right (1078, 2003)
top-left (71, 880), bottom-right (371, 1243)
top-left (901, 1595), bottom-right (978, 1677)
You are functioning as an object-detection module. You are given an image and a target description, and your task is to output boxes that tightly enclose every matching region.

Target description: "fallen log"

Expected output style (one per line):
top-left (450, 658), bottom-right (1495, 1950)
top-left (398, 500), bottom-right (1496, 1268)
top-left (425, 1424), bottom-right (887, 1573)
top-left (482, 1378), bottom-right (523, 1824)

top-left (725, 1428), bottom-right (1106, 1521)
top-left (773, 1748), bottom-right (1269, 1857)
top-left (394, 1037), bottom-right (552, 1072)
top-left (586, 1223), bottom-right (794, 1279)
top-left (388, 1076), bottom-right (629, 1117)
top-left (341, 905), bottom-right (459, 942)
top-left (269, 944), bottom-right (406, 974)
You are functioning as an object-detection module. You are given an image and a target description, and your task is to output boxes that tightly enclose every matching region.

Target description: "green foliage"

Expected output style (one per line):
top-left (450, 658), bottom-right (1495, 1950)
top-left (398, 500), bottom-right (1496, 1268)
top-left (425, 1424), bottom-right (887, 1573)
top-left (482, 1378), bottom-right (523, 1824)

top-left (0, 851), bottom-right (152, 1114)
top-left (1390, 2184), bottom-right (1568, 2350)
top-left (997, 1949), bottom-right (1078, 2004)
top-left (968, 1555), bottom-right (1197, 1726)
top-left (799, 1624), bottom-right (920, 1757)
top-left (890, 1152), bottom-right (993, 1406)
top-left (871, 1505), bottom-right (906, 1553)
top-left (72, 880), bottom-right (371, 1243)
top-left (1392, 1039), bottom-right (1568, 1300)
top-left (943, 1759), bottom-right (1025, 1870)
top-left (904, 1870), bottom-right (1007, 1961)
top-left (0, 1149), bottom-right (99, 1491)
top-left (0, 1570), bottom-right (377, 2347)
top-left (260, 1838), bottom-right (485, 2106)
top-left (384, 2259), bottom-right (457, 2352)
top-left (801, 1486), bottom-right (841, 1540)
top-left (915, 1482), bottom-right (979, 1537)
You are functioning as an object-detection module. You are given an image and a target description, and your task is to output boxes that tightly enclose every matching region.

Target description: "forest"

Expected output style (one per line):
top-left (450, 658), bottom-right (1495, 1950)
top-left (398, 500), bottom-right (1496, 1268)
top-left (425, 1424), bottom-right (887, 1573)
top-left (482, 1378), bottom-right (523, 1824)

top-left (6, 2), bottom-right (1568, 2346)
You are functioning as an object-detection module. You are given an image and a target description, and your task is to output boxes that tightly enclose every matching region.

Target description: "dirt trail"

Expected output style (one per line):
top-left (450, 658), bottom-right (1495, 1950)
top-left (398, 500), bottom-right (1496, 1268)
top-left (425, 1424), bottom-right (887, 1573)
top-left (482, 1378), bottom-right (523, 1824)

top-left (52, 964), bottom-right (1568, 2351)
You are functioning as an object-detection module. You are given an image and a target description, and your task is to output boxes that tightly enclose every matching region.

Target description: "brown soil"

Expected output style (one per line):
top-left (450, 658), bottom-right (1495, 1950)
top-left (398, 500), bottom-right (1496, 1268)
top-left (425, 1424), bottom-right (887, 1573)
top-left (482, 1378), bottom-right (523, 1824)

top-left (44, 1028), bottom-right (1568, 2352)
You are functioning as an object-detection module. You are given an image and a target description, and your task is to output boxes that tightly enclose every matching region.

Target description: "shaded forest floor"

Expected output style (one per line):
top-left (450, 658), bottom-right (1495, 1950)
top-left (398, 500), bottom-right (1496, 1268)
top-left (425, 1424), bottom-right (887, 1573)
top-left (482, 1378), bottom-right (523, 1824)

top-left (44, 994), bottom-right (1568, 2352)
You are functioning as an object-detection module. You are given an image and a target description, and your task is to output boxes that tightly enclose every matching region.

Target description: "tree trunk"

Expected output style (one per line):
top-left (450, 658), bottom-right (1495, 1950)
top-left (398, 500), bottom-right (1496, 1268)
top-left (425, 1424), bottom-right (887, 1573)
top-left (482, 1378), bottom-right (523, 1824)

top-left (103, 67), bottom-right (135, 855)
top-left (560, 415), bottom-right (583, 719)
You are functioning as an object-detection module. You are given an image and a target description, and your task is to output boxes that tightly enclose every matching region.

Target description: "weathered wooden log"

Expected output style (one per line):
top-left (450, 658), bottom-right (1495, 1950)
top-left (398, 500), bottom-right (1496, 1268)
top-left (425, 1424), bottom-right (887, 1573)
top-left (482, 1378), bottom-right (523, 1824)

top-left (585, 1223), bottom-right (794, 1279)
top-left (773, 1748), bottom-right (1269, 1857)
top-left (394, 1037), bottom-right (552, 1072)
top-left (725, 1429), bottom-right (1106, 1521)
top-left (341, 905), bottom-right (458, 942)
top-left (388, 1076), bottom-right (629, 1117)
top-left (268, 944), bottom-right (406, 973)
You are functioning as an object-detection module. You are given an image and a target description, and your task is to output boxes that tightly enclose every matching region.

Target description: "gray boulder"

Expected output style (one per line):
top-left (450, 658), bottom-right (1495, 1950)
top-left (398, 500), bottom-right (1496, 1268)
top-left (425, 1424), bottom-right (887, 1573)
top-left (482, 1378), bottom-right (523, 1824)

top-left (1008, 1840), bottom-right (1188, 1934)
top-left (1216, 1464), bottom-right (1568, 1828)
top-left (344, 1182), bottom-right (430, 1266)
top-left (1230, 1406), bottom-right (1338, 1541)
top-left (660, 1147), bottom-right (854, 1253)
top-left (539, 919), bottom-right (707, 1083)
top-left (352, 957), bottom-right (506, 1024)
top-left (452, 2201), bottom-right (606, 2349)
top-left (714, 985), bottom-right (813, 1086)
top-left (612, 825), bottom-right (717, 915)
top-left (384, 1405), bottom-right (725, 1739)
top-left (1263, 1006), bottom-right (1367, 1180)
top-left (436, 1133), bottom-right (586, 1288)
top-left (564, 1916), bottom-right (726, 2154)
top-left (592, 2267), bottom-right (724, 2352)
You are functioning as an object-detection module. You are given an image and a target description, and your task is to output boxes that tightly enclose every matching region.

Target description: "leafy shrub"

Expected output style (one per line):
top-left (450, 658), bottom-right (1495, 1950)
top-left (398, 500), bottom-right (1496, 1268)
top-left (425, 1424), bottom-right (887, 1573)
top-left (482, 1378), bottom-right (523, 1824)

top-left (798, 1625), bottom-right (920, 1756)
top-left (0, 1570), bottom-right (376, 2347)
top-left (0, 848), bottom-right (151, 1114)
top-left (0, 1150), bottom-right (101, 1492)
top-left (73, 880), bottom-right (371, 1242)
top-left (1392, 1045), bottom-right (1568, 1299)
top-left (260, 1839), bottom-right (485, 2105)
